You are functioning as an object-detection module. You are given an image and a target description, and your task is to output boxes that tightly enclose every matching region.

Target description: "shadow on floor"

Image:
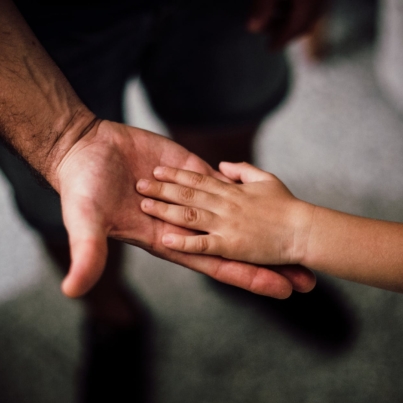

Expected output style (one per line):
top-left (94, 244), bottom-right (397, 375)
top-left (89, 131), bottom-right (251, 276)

top-left (209, 274), bottom-right (358, 355)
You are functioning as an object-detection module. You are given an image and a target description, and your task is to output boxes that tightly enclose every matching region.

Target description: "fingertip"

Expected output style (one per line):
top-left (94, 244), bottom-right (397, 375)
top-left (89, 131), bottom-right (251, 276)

top-left (61, 275), bottom-right (82, 298)
top-left (63, 237), bottom-right (108, 298)
top-left (220, 161), bottom-right (268, 183)
top-left (297, 270), bottom-right (317, 293)
top-left (141, 198), bottom-right (154, 211)
top-left (61, 263), bottom-right (98, 298)
top-left (218, 162), bottom-right (242, 183)
top-left (61, 263), bottom-right (102, 299)
top-left (218, 161), bottom-right (228, 171)
top-left (218, 161), bottom-right (231, 168)
top-left (290, 268), bottom-right (316, 294)
top-left (218, 161), bottom-right (236, 174)
top-left (256, 273), bottom-right (293, 299)
top-left (162, 233), bottom-right (174, 246)
top-left (153, 166), bottom-right (166, 178)
top-left (276, 265), bottom-right (317, 294)
top-left (277, 283), bottom-right (293, 300)
top-left (219, 161), bottom-right (251, 170)
top-left (136, 179), bottom-right (150, 192)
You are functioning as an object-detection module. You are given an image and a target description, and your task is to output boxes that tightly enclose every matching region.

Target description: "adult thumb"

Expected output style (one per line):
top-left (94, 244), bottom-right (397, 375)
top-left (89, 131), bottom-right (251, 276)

top-left (60, 198), bottom-right (108, 298)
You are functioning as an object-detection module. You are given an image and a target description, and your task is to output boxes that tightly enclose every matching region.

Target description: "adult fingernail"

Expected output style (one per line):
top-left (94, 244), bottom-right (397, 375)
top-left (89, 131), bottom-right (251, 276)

top-left (162, 234), bottom-right (174, 245)
top-left (137, 179), bottom-right (149, 191)
top-left (153, 166), bottom-right (165, 177)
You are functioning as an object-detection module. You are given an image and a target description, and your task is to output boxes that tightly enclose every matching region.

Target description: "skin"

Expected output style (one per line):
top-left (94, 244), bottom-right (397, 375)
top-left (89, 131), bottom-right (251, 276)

top-left (138, 162), bottom-right (403, 293)
top-left (0, 0), bottom-right (316, 299)
top-left (58, 121), bottom-right (316, 299)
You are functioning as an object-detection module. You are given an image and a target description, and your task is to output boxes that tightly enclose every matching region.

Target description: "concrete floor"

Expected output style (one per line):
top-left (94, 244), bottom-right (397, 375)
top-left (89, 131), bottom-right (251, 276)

top-left (2, 4), bottom-right (403, 402)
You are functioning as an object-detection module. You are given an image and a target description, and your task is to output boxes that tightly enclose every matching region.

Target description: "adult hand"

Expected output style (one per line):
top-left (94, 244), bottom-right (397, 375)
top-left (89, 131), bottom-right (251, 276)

top-left (55, 120), bottom-right (316, 298)
top-left (247, 0), bottom-right (325, 49)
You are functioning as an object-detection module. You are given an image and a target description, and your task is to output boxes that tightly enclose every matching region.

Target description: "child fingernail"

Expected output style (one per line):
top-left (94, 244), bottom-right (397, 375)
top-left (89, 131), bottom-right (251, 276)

top-left (137, 179), bottom-right (149, 191)
top-left (162, 234), bottom-right (174, 245)
top-left (142, 198), bottom-right (154, 208)
top-left (154, 166), bottom-right (165, 176)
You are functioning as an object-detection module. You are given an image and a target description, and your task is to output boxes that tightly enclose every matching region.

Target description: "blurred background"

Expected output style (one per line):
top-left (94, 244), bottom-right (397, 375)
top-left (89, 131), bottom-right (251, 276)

top-left (2, 0), bottom-right (403, 402)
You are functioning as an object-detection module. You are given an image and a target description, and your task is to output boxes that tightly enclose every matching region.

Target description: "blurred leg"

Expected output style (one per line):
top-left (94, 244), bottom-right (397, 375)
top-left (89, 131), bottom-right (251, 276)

top-left (141, 1), bottom-right (289, 169)
top-left (168, 124), bottom-right (259, 169)
top-left (141, 2), bottom-right (352, 353)
top-left (4, 7), bottom-right (158, 402)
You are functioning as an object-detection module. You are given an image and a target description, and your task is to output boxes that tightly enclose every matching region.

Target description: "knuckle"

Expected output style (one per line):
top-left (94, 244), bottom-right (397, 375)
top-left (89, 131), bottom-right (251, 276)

top-left (223, 183), bottom-right (241, 197)
top-left (157, 181), bottom-right (165, 196)
top-left (224, 199), bottom-right (239, 215)
top-left (189, 172), bottom-right (205, 187)
top-left (180, 237), bottom-right (187, 250)
top-left (196, 237), bottom-right (209, 253)
top-left (172, 168), bottom-right (181, 180)
top-left (183, 207), bottom-right (199, 223)
top-left (179, 186), bottom-right (196, 202)
top-left (230, 185), bottom-right (242, 196)
top-left (158, 201), bottom-right (169, 215)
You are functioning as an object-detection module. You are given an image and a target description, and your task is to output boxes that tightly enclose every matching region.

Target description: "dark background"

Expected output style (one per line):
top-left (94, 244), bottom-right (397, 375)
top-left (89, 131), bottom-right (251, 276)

top-left (3, 0), bottom-right (403, 402)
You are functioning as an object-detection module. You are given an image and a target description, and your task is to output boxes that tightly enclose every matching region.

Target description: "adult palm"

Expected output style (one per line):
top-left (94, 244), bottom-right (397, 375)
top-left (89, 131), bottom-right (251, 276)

top-left (56, 120), bottom-right (315, 298)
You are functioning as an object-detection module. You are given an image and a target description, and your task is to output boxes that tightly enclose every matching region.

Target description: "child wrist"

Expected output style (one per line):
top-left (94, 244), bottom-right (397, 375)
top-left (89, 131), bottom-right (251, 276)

top-left (286, 201), bottom-right (317, 266)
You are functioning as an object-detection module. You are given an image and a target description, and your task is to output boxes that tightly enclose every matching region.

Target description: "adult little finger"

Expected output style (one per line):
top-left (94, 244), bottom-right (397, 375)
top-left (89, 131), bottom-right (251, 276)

top-left (162, 233), bottom-right (222, 256)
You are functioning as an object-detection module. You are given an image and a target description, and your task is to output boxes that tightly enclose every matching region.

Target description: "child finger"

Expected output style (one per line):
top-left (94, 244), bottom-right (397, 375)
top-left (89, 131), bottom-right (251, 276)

top-left (137, 178), bottom-right (219, 210)
top-left (141, 198), bottom-right (217, 232)
top-left (219, 161), bottom-right (274, 183)
top-left (153, 166), bottom-right (227, 194)
top-left (162, 233), bottom-right (221, 256)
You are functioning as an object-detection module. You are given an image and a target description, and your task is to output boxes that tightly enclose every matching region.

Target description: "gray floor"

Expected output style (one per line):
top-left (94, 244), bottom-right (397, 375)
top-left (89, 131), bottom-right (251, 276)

top-left (2, 5), bottom-right (403, 403)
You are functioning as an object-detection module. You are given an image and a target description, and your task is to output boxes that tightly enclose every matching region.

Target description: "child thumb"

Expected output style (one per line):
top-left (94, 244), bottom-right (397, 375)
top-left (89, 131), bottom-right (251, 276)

top-left (219, 161), bottom-right (271, 183)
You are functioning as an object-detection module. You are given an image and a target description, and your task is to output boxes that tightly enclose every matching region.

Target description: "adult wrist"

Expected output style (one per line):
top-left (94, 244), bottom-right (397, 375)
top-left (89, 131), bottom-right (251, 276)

top-left (43, 107), bottom-right (100, 192)
top-left (0, 0), bottom-right (100, 193)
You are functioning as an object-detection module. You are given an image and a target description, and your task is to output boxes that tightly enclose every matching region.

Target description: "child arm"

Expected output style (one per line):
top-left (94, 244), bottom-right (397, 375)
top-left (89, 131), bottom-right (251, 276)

top-left (137, 162), bottom-right (403, 293)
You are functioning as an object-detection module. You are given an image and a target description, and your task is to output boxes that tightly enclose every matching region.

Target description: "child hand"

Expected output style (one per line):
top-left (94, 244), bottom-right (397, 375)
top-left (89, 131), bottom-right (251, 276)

top-left (136, 162), bottom-right (315, 266)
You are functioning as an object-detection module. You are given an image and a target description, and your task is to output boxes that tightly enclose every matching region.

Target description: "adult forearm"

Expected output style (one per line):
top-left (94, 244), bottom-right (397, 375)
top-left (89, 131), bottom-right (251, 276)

top-left (302, 206), bottom-right (403, 292)
top-left (0, 0), bottom-right (96, 190)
